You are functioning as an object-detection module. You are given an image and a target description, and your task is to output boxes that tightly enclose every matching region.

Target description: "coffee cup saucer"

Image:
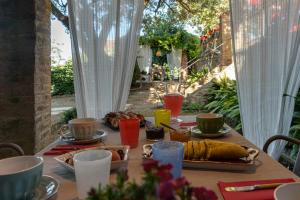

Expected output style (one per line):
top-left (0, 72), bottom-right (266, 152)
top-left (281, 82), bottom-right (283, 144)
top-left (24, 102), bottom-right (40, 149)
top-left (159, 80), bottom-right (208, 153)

top-left (60, 130), bottom-right (107, 145)
top-left (33, 175), bottom-right (59, 200)
top-left (191, 126), bottom-right (230, 138)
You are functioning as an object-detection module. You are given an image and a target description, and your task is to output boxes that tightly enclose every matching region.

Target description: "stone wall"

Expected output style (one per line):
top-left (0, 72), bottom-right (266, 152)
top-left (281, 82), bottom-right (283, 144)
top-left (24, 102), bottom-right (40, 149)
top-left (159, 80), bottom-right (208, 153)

top-left (34, 0), bottom-right (53, 152)
top-left (0, 0), bottom-right (51, 155)
top-left (220, 12), bottom-right (232, 66)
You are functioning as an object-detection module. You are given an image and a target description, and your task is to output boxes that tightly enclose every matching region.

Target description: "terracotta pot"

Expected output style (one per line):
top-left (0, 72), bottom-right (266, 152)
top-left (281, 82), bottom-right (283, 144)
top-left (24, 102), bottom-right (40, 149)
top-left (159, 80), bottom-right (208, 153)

top-left (156, 50), bottom-right (162, 57)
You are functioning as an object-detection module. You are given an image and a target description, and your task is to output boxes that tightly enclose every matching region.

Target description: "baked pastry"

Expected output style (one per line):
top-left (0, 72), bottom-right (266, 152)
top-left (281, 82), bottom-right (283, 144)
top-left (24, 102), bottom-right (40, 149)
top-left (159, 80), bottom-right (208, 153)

top-left (183, 139), bottom-right (249, 161)
top-left (104, 112), bottom-right (145, 129)
top-left (64, 149), bottom-right (124, 166)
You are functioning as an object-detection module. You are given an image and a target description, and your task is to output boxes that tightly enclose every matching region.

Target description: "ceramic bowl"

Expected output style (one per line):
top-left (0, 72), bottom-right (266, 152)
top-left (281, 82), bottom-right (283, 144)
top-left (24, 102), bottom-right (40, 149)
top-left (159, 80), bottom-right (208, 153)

top-left (0, 156), bottom-right (43, 200)
top-left (170, 128), bottom-right (191, 143)
top-left (196, 113), bottom-right (224, 133)
top-left (274, 182), bottom-right (300, 200)
top-left (68, 118), bottom-right (98, 140)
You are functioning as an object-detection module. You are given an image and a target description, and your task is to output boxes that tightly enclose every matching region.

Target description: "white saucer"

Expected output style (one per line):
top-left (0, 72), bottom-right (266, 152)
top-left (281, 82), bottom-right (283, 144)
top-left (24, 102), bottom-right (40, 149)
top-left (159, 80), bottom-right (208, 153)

top-left (191, 126), bottom-right (231, 138)
top-left (60, 130), bottom-right (107, 145)
top-left (33, 175), bottom-right (59, 200)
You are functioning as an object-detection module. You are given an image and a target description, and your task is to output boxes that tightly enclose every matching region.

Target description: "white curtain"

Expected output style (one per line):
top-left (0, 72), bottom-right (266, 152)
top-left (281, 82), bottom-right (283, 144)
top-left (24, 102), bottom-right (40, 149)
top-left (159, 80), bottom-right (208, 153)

top-left (137, 45), bottom-right (152, 73)
top-left (230, 0), bottom-right (300, 158)
top-left (167, 48), bottom-right (182, 78)
top-left (68, 0), bottom-right (144, 118)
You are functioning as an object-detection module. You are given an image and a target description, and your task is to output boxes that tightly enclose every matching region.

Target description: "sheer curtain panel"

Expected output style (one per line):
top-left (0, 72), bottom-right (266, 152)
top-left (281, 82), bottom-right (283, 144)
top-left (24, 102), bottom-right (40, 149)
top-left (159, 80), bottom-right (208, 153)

top-left (137, 45), bottom-right (152, 74)
top-left (230, 0), bottom-right (300, 158)
top-left (68, 0), bottom-right (144, 118)
top-left (167, 48), bottom-right (182, 79)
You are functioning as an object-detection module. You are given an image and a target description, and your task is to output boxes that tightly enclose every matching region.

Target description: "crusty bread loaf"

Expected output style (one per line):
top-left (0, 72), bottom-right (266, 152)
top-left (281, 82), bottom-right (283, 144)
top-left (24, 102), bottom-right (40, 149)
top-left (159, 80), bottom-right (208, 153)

top-left (183, 139), bottom-right (249, 161)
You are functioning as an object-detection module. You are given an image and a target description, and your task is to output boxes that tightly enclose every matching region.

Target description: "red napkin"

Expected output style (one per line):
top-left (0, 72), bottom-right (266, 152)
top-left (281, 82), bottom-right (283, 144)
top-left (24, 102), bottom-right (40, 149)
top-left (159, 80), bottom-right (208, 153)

top-left (179, 121), bottom-right (197, 127)
top-left (218, 178), bottom-right (295, 200)
top-left (43, 144), bottom-right (97, 156)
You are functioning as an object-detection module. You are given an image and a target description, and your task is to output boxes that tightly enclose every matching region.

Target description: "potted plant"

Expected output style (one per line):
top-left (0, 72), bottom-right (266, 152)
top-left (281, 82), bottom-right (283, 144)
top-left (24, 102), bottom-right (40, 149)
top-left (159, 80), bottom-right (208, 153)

top-left (87, 160), bottom-right (217, 200)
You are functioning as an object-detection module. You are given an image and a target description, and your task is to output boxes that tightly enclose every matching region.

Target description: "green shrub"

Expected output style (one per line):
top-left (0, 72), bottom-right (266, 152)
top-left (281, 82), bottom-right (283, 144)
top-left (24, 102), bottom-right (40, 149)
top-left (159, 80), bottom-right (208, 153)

top-left (51, 60), bottom-right (74, 96)
top-left (186, 67), bottom-right (209, 86)
top-left (61, 107), bottom-right (77, 124)
top-left (182, 102), bottom-right (204, 113)
top-left (205, 78), bottom-right (300, 162)
top-left (205, 77), bottom-right (242, 132)
top-left (131, 61), bottom-right (141, 87)
top-left (288, 92), bottom-right (300, 159)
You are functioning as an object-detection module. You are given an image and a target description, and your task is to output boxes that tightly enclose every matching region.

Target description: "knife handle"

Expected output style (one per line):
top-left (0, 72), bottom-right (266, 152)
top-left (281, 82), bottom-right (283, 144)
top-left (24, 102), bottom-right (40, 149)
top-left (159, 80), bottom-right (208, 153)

top-left (254, 183), bottom-right (282, 190)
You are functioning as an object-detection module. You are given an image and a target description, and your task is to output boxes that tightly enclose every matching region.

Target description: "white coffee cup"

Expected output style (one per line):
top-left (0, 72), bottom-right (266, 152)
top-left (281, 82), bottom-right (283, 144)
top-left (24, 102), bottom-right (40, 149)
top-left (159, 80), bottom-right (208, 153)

top-left (68, 118), bottom-right (97, 140)
top-left (274, 182), bottom-right (300, 200)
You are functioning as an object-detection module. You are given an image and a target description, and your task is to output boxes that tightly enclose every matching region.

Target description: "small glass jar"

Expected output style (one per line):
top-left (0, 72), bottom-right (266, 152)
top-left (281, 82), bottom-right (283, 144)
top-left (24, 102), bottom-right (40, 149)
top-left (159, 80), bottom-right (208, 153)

top-left (145, 126), bottom-right (165, 141)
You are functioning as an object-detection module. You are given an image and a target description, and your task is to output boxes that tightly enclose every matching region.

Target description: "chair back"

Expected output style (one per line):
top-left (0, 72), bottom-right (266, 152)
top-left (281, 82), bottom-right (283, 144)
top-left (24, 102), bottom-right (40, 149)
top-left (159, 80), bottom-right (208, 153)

top-left (0, 143), bottom-right (24, 159)
top-left (263, 135), bottom-right (300, 177)
top-left (293, 150), bottom-right (300, 176)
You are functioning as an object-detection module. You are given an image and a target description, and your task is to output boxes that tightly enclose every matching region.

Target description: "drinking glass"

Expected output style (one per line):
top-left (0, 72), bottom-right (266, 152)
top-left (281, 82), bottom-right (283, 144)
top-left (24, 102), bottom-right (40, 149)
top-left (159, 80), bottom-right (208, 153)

top-left (119, 118), bottom-right (140, 148)
top-left (163, 93), bottom-right (184, 121)
top-left (154, 109), bottom-right (171, 131)
top-left (74, 150), bottom-right (112, 199)
top-left (152, 141), bottom-right (184, 178)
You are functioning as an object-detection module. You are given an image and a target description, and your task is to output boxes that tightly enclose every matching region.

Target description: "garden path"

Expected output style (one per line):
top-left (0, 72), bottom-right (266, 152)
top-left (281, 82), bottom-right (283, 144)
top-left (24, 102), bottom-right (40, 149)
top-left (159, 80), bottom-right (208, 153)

top-left (50, 83), bottom-right (165, 117)
top-left (51, 64), bottom-right (235, 117)
top-left (50, 82), bottom-right (204, 118)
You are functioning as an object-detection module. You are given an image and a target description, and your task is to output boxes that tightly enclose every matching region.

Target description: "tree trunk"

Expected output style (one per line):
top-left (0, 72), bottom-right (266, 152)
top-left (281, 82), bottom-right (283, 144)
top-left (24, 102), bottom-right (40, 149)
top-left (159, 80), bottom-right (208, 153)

top-left (220, 12), bottom-right (232, 67)
top-left (180, 50), bottom-right (188, 81)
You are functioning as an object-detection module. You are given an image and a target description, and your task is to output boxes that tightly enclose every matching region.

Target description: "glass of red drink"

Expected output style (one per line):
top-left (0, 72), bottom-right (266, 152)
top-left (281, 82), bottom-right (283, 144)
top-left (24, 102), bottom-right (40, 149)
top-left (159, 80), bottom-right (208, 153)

top-left (163, 93), bottom-right (184, 121)
top-left (119, 118), bottom-right (140, 148)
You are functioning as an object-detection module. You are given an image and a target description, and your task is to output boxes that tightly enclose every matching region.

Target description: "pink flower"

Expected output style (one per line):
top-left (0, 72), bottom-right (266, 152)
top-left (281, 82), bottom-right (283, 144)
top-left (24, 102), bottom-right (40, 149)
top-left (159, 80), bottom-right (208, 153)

top-left (172, 177), bottom-right (189, 189)
top-left (158, 163), bottom-right (172, 171)
top-left (289, 24), bottom-right (300, 33)
top-left (157, 181), bottom-right (175, 200)
top-left (200, 35), bottom-right (208, 42)
top-left (155, 170), bottom-right (173, 182)
top-left (142, 160), bottom-right (159, 172)
top-left (208, 30), bottom-right (213, 36)
top-left (249, 0), bottom-right (260, 6)
top-left (193, 187), bottom-right (218, 200)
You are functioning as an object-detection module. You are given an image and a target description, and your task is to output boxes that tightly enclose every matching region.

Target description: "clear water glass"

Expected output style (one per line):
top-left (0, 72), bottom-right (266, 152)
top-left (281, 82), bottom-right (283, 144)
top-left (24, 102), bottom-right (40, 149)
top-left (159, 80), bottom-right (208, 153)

top-left (73, 150), bottom-right (112, 199)
top-left (152, 141), bottom-right (184, 178)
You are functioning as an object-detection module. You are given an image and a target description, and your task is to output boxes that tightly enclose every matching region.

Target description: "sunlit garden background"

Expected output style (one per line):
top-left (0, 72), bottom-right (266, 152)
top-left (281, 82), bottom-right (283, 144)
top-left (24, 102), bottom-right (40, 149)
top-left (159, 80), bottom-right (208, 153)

top-left (50, 0), bottom-right (300, 169)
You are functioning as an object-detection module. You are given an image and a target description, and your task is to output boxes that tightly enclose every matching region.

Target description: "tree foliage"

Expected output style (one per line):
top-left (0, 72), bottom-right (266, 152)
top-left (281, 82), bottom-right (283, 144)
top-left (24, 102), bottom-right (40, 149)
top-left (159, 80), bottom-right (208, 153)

top-left (51, 60), bottom-right (74, 95)
top-left (176, 0), bottom-right (229, 32)
top-left (51, 0), bottom-right (229, 33)
top-left (140, 9), bottom-right (201, 61)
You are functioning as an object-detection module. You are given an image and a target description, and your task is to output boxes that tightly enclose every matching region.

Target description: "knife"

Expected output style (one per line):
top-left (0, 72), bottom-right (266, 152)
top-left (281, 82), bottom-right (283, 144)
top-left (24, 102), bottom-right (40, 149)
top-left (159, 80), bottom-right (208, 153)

top-left (225, 183), bottom-right (282, 192)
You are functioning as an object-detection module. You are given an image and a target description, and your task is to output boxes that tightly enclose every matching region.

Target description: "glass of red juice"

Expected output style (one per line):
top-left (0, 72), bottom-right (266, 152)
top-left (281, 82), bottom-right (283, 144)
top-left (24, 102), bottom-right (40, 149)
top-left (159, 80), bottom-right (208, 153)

top-left (163, 93), bottom-right (184, 121)
top-left (119, 118), bottom-right (140, 148)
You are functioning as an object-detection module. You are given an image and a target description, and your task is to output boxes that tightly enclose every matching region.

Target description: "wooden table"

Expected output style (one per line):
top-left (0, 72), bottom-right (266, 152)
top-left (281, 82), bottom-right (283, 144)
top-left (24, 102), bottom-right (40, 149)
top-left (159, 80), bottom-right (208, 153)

top-left (39, 116), bottom-right (299, 200)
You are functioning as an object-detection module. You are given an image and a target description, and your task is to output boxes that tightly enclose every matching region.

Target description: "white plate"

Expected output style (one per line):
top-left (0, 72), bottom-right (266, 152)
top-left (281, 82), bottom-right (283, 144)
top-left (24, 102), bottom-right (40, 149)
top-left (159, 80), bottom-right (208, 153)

top-left (60, 130), bottom-right (107, 145)
top-left (33, 175), bottom-right (59, 200)
top-left (191, 126), bottom-right (230, 138)
top-left (54, 145), bottom-right (129, 172)
top-left (274, 182), bottom-right (300, 200)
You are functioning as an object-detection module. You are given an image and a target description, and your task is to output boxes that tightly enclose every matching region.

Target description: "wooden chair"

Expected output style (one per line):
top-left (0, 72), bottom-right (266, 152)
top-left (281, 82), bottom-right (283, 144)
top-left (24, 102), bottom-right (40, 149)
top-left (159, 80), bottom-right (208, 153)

top-left (263, 135), bottom-right (300, 176)
top-left (0, 143), bottom-right (24, 158)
